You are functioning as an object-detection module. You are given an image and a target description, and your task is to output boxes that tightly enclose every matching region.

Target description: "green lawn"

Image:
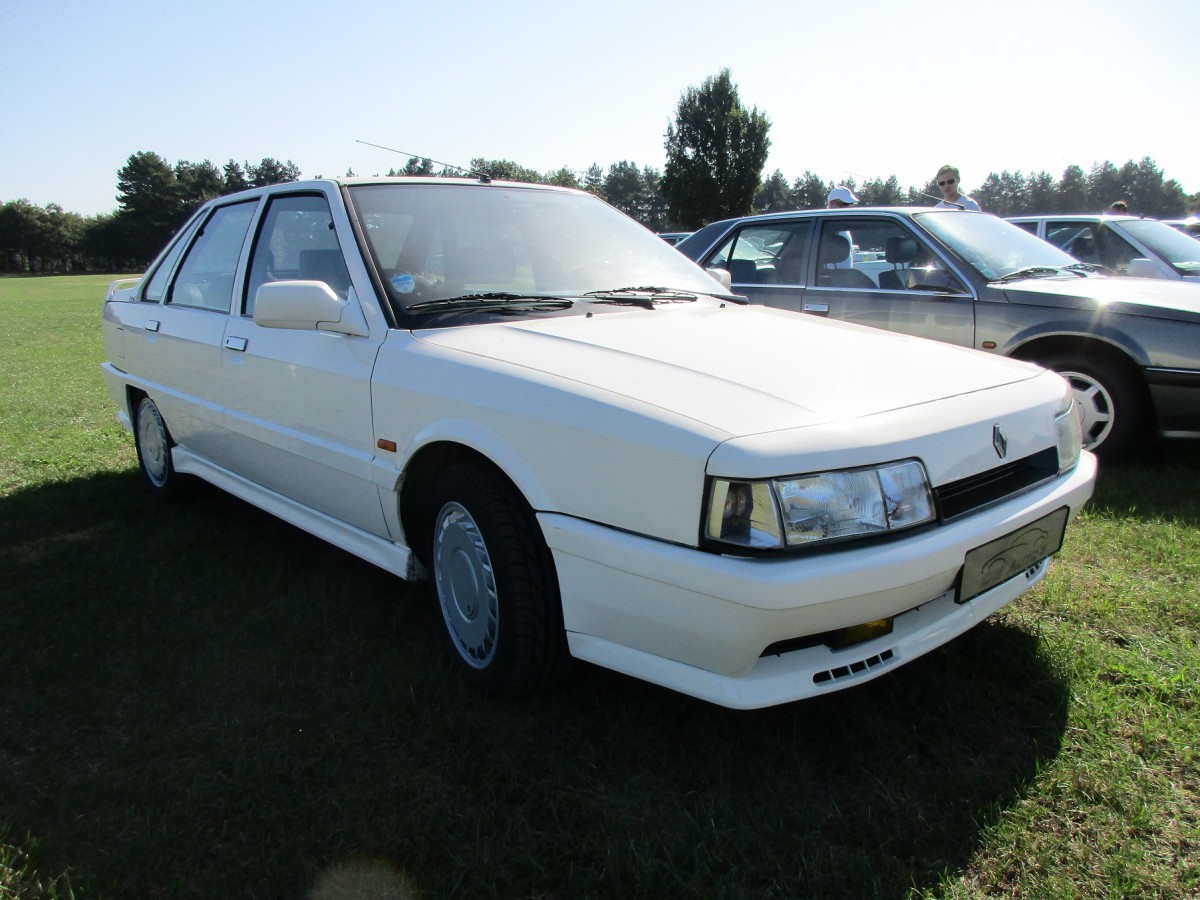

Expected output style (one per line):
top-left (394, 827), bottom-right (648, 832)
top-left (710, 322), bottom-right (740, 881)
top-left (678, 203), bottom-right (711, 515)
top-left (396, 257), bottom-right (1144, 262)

top-left (2, 275), bottom-right (1197, 899)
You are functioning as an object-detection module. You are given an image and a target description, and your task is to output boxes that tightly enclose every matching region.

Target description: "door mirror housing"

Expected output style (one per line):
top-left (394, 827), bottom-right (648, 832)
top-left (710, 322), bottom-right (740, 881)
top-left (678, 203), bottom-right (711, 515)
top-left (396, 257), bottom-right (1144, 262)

top-left (253, 281), bottom-right (369, 336)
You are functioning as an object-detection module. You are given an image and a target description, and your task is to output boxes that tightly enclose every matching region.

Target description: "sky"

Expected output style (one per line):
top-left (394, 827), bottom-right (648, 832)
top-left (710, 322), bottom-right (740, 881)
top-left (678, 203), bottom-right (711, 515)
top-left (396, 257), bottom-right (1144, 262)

top-left (2, 0), bottom-right (1198, 217)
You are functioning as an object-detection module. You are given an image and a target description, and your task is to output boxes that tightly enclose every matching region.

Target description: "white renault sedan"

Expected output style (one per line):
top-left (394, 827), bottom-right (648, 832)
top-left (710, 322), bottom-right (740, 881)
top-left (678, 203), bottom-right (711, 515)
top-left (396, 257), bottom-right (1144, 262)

top-left (101, 178), bottom-right (1096, 709)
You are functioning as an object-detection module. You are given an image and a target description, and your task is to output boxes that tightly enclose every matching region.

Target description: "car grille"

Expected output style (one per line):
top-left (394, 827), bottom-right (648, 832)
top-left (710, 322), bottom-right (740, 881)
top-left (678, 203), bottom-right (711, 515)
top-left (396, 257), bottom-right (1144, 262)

top-left (934, 447), bottom-right (1059, 521)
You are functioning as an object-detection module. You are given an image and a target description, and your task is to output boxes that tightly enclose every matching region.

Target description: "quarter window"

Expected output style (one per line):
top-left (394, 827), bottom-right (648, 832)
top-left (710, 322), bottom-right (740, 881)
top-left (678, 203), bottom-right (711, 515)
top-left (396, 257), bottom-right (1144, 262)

top-left (168, 201), bottom-right (257, 312)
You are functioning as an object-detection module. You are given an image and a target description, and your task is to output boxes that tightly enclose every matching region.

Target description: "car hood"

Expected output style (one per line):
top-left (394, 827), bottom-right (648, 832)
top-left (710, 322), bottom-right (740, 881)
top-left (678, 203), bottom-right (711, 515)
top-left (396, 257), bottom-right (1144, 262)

top-left (414, 305), bottom-right (1041, 437)
top-left (1001, 273), bottom-right (1200, 320)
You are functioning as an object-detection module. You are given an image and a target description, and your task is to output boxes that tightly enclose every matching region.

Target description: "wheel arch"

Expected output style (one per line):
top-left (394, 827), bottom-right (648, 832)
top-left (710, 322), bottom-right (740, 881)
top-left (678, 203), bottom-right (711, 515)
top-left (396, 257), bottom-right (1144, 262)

top-left (1009, 333), bottom-right (1148, 392)
top-left (398, 441), bottom-right (544, 572)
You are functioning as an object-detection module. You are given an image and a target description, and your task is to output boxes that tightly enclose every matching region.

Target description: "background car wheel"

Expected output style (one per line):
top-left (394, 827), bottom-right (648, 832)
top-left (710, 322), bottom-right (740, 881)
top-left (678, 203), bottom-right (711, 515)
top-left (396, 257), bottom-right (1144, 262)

top-left (1037, 351), bottom-right (1147, 460)
top-left (428, 462), bottom-right (570, 697)
top-left (134, 396), bottom-right (182, 498)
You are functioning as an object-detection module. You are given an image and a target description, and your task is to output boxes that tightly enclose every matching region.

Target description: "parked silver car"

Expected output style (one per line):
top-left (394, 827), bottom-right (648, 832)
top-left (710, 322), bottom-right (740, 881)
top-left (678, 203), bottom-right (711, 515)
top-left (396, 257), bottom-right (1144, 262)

top-left (1007, 214), bottom-right (1200, 283)
top-left (676, 208), bottom-right (1200, 458)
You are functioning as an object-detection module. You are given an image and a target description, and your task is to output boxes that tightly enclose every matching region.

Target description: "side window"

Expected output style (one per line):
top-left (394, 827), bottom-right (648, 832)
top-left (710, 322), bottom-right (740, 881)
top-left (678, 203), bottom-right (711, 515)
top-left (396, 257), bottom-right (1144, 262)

top-left (245, 194), bottom-right (350, 315)
top-left (168, 201), bottom-right (257, 312)
top-left (142, 215), bottom-right (202, 303)
top-left (706, 222), bottom-right (813, 286)
top-left (1046, 222), bottom-right (1102, 265)
top-left (1010, 220), bottom-right (1039, 235)
top-left (1096, 225), bottom-right (1145, 274)
top-left (817, 219), bottom-right (966, 293)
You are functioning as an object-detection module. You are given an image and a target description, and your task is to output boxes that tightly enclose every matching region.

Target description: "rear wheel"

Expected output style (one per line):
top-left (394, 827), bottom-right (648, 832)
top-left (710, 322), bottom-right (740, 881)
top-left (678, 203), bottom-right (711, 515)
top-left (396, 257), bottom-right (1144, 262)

top-left (134, 396), bottom-right (183, 498)
top-left (1037, 351), bottom-right (1147, 460)
top-left (427, 462), bottom-right (570, 697)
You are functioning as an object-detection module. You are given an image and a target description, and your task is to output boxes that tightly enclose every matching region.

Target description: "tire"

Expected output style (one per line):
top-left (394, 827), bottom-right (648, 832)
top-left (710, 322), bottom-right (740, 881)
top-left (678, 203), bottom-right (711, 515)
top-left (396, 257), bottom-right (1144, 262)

top-left (133, 396), bottom-right (182, 498)
top-left (1037, 351), bottom-right (1147, 460)
top-left (427, 462), bottom-right (570, 697)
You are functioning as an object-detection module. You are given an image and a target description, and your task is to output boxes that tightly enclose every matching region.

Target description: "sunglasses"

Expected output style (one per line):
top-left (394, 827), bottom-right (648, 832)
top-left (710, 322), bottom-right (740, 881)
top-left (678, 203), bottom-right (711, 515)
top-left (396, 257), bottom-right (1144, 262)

top-left (938, 178), bottom-right (957, 186)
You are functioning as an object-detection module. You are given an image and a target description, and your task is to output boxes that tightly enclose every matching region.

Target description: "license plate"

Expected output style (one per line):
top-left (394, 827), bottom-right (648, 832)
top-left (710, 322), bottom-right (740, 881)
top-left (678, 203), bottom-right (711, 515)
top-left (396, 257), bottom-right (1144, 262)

top-left (958, 507), bottom-right (1070, 603)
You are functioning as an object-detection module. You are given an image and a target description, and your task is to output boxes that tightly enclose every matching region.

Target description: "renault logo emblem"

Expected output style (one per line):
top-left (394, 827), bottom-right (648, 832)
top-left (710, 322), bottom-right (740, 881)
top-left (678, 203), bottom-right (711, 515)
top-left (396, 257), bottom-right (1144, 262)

top-left (993, 424), bottom-right (1008, 459)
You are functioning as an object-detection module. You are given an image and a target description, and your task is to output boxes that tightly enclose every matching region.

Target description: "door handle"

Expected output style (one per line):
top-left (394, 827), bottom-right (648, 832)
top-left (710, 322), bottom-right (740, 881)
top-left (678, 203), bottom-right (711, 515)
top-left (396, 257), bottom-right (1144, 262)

top-left (803, 303), bottom-right (829, 315)
top-left (224, 335), bottom-right (248, 352)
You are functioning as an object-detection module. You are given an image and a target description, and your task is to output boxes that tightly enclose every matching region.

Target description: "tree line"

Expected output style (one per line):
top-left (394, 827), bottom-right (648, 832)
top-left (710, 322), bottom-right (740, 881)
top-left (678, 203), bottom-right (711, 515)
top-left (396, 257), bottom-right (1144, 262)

top-left (3, 70), bottom-right (1197, 274)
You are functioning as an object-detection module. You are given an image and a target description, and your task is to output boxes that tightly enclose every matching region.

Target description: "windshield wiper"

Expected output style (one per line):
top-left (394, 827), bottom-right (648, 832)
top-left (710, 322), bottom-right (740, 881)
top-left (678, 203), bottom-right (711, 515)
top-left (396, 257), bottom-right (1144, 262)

top-left (408, 292), bottom-right (574, 314)
top-left (1061, 263), bottom-right (1099, 276)
top-left (582, 286), bottom-right (699, 309)
top-left (995, 266), bottom-right (1066, 284)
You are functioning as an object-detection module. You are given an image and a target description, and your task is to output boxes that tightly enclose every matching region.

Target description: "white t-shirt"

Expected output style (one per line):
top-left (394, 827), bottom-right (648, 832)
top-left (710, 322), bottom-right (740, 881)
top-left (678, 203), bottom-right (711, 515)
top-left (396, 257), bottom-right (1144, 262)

top-left (935, 194), bottom-right (981, 211)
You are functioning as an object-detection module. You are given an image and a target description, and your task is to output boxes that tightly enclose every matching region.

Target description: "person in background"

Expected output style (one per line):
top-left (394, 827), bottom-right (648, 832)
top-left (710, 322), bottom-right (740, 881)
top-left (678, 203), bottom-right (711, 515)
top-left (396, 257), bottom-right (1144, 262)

top-left (934, 165), bottom-right (981, 211)
top-left (1109, 200), bottom-right (1129, 215)
top-left (826, 185), bottom-right (858, 209)
top-left (825, 186), bottom-right (858, 268)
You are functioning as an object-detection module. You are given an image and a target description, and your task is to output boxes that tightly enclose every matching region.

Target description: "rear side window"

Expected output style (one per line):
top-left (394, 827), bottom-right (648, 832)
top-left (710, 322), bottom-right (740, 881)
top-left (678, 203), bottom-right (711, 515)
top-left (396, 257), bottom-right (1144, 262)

top-left (167, 201), bottom-right (257, 312)
top-left (707, 221), bottom-right (813, 286)
top-left (142, 215), bottom-right (202, 303)
top-left (244, 193), bottom-right (350, 315)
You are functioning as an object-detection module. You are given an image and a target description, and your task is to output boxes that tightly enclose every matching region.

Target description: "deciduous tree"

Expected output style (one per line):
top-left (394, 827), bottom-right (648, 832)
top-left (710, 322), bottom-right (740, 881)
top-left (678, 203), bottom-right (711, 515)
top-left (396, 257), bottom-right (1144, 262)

top-left (662, 69), bottom-right (770, 229)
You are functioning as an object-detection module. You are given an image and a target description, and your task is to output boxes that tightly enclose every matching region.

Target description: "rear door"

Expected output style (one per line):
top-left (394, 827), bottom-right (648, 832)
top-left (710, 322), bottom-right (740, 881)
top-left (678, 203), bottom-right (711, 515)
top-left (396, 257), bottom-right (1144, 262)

top-left (128, 200), bottom-right (258, 461)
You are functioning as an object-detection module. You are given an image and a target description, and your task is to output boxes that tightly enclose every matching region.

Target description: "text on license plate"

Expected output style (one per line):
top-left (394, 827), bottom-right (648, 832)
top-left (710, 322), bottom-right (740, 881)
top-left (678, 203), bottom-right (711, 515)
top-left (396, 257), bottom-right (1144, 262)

top-left (958, 507), bottom-right (1070, 604)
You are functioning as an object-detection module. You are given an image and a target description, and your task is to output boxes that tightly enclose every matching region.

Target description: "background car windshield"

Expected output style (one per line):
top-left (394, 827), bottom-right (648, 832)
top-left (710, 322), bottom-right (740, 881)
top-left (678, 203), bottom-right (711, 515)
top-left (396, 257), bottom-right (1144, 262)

top-left (1120, 220), bottom-right (1200, 275)
top-left (348, 184), bottom-right (721, 311)
top-left (916, 212), bottom-right (1078, 281)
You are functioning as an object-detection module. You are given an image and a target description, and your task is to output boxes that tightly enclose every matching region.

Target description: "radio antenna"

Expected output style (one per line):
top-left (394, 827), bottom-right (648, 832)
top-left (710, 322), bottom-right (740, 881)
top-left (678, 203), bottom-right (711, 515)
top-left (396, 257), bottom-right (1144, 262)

top-left (355, 140), bottom-right (491, 183)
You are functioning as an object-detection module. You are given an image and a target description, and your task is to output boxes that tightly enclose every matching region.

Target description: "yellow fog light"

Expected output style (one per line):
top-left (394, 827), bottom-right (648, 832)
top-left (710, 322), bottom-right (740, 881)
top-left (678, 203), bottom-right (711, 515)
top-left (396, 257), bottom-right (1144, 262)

top-left (829, 618), bottom-right (894, 650)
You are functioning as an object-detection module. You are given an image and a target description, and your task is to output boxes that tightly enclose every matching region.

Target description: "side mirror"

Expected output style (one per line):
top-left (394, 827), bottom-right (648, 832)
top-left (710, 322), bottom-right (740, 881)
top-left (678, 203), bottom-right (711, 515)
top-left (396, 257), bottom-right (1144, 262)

top-left (253, 281), bottom-right (369, 336)
top-left (1125, 258), bottom-right (1161, 279)
top-left (706, 266), bottom-right (733, 291)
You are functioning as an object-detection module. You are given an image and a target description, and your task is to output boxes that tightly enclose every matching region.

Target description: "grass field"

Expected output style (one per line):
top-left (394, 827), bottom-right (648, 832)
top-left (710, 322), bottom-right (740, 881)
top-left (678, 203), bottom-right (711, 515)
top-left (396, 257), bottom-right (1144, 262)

top-left (2, 274), bottom-right (1198, 899)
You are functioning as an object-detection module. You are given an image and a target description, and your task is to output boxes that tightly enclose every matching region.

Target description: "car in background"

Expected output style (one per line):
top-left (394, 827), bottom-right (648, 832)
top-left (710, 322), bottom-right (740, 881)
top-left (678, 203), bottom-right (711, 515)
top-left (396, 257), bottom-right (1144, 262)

top-left (1162, 216), bottom-right (1200, 238)
top-left (656, 231), bottom-right (692, 245)
top-left (676, 207), bottom-right (1200, 459)
top-left (99, 178), bottom-right (1095, 710)
top-left (1007, 214), bottom-right (1200, 283)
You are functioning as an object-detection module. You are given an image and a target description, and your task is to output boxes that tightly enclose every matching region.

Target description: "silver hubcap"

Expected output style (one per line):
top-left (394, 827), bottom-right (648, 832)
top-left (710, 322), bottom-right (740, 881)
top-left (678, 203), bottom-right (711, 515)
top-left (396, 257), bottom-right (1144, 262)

top-left (433, 502), bottom-right (499, 669)
top-left (137, 401), bottom-right (170, 486)
top-left (1060, 370), bottom-right (1114, 451)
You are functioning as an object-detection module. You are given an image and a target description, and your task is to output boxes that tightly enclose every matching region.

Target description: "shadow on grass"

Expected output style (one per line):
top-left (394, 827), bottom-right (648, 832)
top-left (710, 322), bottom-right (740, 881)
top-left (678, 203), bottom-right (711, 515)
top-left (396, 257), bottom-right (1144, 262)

top-left (1, 472), bottom-right (1070, 899)
top-left (1088, 439), bottom-right (1200, 525)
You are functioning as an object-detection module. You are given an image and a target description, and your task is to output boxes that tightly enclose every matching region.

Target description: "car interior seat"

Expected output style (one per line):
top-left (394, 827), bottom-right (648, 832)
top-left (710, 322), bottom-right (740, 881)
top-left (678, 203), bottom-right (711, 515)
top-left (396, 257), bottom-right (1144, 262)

top-left (817, 234), bottom-right (875, 289)
top-left (879, 237), bottom-right (919, 290)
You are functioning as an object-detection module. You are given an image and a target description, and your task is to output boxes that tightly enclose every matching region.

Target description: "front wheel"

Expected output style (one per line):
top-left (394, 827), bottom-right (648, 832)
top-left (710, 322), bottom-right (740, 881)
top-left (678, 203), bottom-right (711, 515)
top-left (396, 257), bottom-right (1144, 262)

top-left (427, 463), bottom-right (570, 697)
top-left (1037, 351), bottom-right (1148, 460)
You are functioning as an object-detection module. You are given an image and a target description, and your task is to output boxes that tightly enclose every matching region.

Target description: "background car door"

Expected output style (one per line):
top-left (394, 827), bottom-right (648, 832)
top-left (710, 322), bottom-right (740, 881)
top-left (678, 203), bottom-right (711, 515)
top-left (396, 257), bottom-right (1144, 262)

top-left (128, 200), bottom-right (257, 461)
top-left (800, 217), bottom-right (977, 348)
top-left (220, 191), bottom-right (389, 537)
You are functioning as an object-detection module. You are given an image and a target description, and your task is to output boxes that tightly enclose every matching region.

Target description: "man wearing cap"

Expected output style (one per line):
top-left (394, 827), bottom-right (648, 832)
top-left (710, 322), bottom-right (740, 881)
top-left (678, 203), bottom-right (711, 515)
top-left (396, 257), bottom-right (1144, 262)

top-left (826, 186), bottom-right (858, 268)
top-left (827, 185), bottom-right (858, 209)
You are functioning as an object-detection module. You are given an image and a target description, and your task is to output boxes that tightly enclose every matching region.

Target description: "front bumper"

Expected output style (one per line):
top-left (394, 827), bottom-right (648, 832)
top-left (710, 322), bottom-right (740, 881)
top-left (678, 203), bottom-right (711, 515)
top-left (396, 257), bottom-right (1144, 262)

top-left (541, 452), bottom-right (1097, 709)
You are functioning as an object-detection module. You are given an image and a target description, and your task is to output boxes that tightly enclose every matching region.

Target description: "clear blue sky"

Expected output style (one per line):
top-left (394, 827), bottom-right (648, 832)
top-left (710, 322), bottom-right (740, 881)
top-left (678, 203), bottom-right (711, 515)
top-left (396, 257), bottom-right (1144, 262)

top-left (2, 0), bottom-right (1197, 216)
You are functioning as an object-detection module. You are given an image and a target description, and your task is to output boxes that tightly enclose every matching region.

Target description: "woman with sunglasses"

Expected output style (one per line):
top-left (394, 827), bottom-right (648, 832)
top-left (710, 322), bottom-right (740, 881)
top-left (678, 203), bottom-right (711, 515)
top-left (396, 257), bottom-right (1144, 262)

top-left (934, 164), bottom-right (981, 211)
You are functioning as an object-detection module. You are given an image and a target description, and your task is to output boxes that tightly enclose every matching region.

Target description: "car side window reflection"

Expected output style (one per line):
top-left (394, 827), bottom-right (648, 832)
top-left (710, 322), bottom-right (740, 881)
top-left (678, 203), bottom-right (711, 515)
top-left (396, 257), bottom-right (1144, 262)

top-left (245, 194), bottom-right (351, 316)
top-left (816, 219), bottom-right (966, 294)
top-left (707, 222), bottom-right (813, 286)
top-left (143, 217), bottom-right (201, 303)
top-left (167, 201), bottom-right (257, 312)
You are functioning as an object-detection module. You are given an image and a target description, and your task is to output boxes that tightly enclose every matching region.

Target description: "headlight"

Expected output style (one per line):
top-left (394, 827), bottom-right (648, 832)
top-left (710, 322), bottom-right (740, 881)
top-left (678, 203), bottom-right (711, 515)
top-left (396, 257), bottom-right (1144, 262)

top-left (1054, 397), bottom-right (1083, 473)
top-left (705, 459), bottom-right (936, 551)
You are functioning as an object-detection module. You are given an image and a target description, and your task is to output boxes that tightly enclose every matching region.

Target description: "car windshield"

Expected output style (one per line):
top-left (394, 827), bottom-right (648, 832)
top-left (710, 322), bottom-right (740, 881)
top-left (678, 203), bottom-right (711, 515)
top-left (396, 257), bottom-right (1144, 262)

top-left (347, 183), bottom-right (723, 316)
top-left (915, 211), bottom-right (1081, 282)
top-left (1118, 219), bottom-right (1200, 275)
